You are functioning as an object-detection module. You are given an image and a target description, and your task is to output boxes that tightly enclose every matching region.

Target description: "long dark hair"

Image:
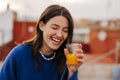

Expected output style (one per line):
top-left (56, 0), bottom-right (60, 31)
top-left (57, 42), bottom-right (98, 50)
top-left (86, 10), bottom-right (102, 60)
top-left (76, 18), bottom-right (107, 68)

top-left (24, 4), bottom-right (74, 77)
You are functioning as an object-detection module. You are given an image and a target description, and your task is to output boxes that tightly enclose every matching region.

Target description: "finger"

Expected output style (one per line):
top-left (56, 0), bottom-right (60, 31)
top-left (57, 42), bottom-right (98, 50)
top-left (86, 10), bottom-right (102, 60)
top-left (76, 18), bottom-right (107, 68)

top-left (78, 43), bottom-right (82, 48)
top-left (77, 58), bottom-right (85, 64)
top-left (74, 43), bottom-right (82, 49)
top-left (74, 49), bottom-right (83, 54)
top-left (68, 64), bottom-right (78, 73)
top-left (76, 53), bottom-right (84, 58)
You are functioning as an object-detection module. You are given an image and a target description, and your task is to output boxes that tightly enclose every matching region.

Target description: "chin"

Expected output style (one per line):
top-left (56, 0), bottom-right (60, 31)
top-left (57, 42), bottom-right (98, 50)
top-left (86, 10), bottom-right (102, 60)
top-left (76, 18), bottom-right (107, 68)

top-left (50, 45), bottom-right (60, 50)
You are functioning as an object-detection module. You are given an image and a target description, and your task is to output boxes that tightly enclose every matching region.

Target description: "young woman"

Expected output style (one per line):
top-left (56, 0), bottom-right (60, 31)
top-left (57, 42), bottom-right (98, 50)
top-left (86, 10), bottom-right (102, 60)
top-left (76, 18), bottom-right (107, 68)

top-left (0, 4), bottom-right (84, 80)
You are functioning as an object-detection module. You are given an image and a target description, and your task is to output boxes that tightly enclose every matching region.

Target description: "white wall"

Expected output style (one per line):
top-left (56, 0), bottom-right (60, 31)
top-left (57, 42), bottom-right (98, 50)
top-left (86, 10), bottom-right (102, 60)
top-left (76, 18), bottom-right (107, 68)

top-left (0, 10), bottom-right (14, 46)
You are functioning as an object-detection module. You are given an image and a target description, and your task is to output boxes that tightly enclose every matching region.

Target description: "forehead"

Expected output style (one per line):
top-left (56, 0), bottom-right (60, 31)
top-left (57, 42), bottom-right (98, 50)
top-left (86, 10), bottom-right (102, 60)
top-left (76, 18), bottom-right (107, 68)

top-left (47, 16), bottom-right (68, 27)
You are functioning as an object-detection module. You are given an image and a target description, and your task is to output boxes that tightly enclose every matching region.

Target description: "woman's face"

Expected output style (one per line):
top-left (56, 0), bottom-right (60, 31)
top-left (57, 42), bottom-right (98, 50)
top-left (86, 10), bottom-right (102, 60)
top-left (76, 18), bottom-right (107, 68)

top-left (39, 16), bottom-right (69, 53)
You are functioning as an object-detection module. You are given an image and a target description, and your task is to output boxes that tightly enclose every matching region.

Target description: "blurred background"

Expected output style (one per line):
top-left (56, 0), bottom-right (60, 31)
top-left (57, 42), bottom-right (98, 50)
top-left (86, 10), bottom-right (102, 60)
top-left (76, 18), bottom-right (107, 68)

top-left (0, 0), bottom-right (120, 80)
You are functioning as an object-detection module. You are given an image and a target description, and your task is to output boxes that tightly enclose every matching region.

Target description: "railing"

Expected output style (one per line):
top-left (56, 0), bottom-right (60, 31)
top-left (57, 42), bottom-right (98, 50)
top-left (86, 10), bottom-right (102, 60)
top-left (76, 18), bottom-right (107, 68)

top-left (79, 40), bottom-right (120, 80)
top-left (83, 40), bottom-right (120, 65)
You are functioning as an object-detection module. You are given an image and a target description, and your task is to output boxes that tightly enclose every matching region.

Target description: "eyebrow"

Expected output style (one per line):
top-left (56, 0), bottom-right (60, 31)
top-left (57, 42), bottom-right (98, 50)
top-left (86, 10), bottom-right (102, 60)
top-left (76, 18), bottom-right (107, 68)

top-left (52, 24), bottom-right (59, 27)
top-left (52, 24), bottom-right (68, 28)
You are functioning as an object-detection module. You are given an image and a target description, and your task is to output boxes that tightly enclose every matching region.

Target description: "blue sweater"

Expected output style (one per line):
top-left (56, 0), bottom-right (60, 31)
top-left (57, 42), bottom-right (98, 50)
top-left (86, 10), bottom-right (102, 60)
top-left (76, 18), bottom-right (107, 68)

top-left (0, 44), bottom-right (78, 80)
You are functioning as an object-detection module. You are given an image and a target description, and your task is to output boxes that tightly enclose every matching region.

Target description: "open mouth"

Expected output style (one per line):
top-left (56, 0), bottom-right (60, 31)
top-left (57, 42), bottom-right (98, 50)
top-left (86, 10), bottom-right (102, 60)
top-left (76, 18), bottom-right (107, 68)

top-left (51, 37), bottom-right (62, 45)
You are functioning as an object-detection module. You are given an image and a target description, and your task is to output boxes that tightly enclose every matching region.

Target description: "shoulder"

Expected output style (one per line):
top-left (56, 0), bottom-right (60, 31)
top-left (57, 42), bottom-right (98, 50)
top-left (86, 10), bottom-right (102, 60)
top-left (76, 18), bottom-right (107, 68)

top-left (1, 44), bottom-right (33, 73)
top-left (11, 44), bottom-right (31, 54)
top-left (13, 44), bottom-right (32, 51)
top-left (6, 44), bottom-right (32, 60)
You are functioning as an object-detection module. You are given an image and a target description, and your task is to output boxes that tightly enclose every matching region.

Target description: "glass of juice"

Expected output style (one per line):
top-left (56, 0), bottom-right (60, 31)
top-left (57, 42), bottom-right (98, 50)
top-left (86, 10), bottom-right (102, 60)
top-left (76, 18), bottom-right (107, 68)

top-left (66, 43), bottom-right (78, 65)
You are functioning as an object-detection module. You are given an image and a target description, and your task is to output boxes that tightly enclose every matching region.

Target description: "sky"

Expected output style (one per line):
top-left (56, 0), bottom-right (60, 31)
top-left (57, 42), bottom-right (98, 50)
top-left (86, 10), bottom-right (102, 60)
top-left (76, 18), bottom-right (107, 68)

top-left (0, 0), bottom-right (120, 21)
top-left (0, 0), bottom-right (120, 45)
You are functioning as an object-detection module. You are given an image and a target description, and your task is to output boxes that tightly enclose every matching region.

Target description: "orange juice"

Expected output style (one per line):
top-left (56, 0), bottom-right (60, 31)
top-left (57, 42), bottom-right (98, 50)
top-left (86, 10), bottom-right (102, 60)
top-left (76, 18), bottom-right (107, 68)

top-left (66, 53), bottom-right (78, 65)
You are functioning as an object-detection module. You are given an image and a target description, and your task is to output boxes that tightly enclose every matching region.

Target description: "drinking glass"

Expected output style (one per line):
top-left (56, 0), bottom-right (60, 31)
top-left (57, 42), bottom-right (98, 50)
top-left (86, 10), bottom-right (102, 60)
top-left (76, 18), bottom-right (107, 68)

top-left (66, 43), bottom-right (78, 65)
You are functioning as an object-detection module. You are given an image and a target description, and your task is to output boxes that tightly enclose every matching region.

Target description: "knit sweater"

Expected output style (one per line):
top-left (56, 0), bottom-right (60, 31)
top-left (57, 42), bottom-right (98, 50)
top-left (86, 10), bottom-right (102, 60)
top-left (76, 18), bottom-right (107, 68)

top-left (0, 44), bottom-right (78, 80)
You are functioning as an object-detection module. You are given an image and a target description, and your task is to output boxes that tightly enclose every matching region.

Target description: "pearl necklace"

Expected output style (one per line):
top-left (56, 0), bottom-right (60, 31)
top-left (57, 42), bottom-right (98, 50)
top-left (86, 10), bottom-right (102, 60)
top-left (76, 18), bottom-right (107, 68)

top-left (39, 51), bottom-right (56, 61)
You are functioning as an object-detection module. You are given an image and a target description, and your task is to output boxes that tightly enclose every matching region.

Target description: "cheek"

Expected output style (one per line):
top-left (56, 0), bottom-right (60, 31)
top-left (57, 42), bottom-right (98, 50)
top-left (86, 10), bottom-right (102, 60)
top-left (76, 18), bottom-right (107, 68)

top-left (43, 30), bottom-right (49, 39)
top-left (64, 33), bottom-right (68, 40)
top-left (43, 29), bottom-right (54, 38)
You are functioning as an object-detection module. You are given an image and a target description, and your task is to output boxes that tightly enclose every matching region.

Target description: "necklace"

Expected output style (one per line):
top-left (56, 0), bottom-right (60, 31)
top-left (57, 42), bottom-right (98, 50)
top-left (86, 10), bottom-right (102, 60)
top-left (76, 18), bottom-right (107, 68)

top-left (39, 51), bottom-right (56, 61)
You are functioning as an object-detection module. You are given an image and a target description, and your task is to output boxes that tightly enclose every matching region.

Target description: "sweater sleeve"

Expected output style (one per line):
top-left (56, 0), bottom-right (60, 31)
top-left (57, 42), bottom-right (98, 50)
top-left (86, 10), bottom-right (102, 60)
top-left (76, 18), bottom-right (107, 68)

top-left (0, 49), bottom-right (17, 80)
top-left (61, 68), bottom-right (78, 80)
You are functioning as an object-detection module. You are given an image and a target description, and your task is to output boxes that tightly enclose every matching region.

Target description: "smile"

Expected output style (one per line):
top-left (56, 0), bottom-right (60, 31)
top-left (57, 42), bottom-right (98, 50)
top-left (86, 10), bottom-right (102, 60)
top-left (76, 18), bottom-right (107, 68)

top-left (51, 37), bottom-right (61, 44)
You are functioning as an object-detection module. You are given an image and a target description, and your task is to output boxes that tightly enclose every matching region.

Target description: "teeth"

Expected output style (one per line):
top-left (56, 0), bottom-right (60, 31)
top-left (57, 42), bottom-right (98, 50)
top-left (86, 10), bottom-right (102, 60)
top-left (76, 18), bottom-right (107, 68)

top-left (52, 38), bottom-right (61, 43)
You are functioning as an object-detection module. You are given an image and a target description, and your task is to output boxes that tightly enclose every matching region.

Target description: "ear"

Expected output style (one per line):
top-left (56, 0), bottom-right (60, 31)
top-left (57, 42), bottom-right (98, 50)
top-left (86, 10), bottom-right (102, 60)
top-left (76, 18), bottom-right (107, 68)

top-left (39, 21), bottom-right (45, 31)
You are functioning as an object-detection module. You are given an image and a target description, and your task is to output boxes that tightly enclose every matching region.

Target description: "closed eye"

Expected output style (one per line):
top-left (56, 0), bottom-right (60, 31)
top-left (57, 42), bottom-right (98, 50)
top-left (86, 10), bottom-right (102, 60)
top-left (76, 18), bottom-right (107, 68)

top-left (51, 24), bottom-right (58, 30)
top-left (63, 28), bottom-right (68, 33)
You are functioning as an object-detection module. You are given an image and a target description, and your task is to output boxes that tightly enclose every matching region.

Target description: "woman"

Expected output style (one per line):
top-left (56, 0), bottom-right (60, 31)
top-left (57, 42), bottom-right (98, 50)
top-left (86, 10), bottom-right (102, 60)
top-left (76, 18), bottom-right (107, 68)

top-left (0, 4), bottom-right (84, 80)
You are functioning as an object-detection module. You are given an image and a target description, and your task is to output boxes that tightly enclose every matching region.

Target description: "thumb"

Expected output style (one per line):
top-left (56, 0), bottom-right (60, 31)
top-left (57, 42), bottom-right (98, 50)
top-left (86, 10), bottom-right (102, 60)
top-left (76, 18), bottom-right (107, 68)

top-left (64, 48), bottom-right (69, 56)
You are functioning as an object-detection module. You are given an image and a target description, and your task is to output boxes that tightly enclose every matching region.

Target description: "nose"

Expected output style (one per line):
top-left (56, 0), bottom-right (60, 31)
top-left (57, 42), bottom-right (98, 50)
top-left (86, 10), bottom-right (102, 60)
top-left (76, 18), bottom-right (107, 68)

top-left (56, 30), bottom-right (63, 37)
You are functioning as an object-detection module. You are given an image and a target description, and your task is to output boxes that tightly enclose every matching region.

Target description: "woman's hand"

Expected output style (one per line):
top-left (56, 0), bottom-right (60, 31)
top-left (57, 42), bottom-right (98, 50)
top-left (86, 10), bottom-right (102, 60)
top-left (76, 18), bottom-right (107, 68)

top-left (64, 43), bottom-right (84, 78)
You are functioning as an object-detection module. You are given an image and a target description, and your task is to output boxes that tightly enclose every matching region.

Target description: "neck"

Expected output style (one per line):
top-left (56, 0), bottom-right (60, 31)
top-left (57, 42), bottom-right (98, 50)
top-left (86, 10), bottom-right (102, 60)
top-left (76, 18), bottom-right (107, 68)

top-left (40, 48), bottom-right (54, 55)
